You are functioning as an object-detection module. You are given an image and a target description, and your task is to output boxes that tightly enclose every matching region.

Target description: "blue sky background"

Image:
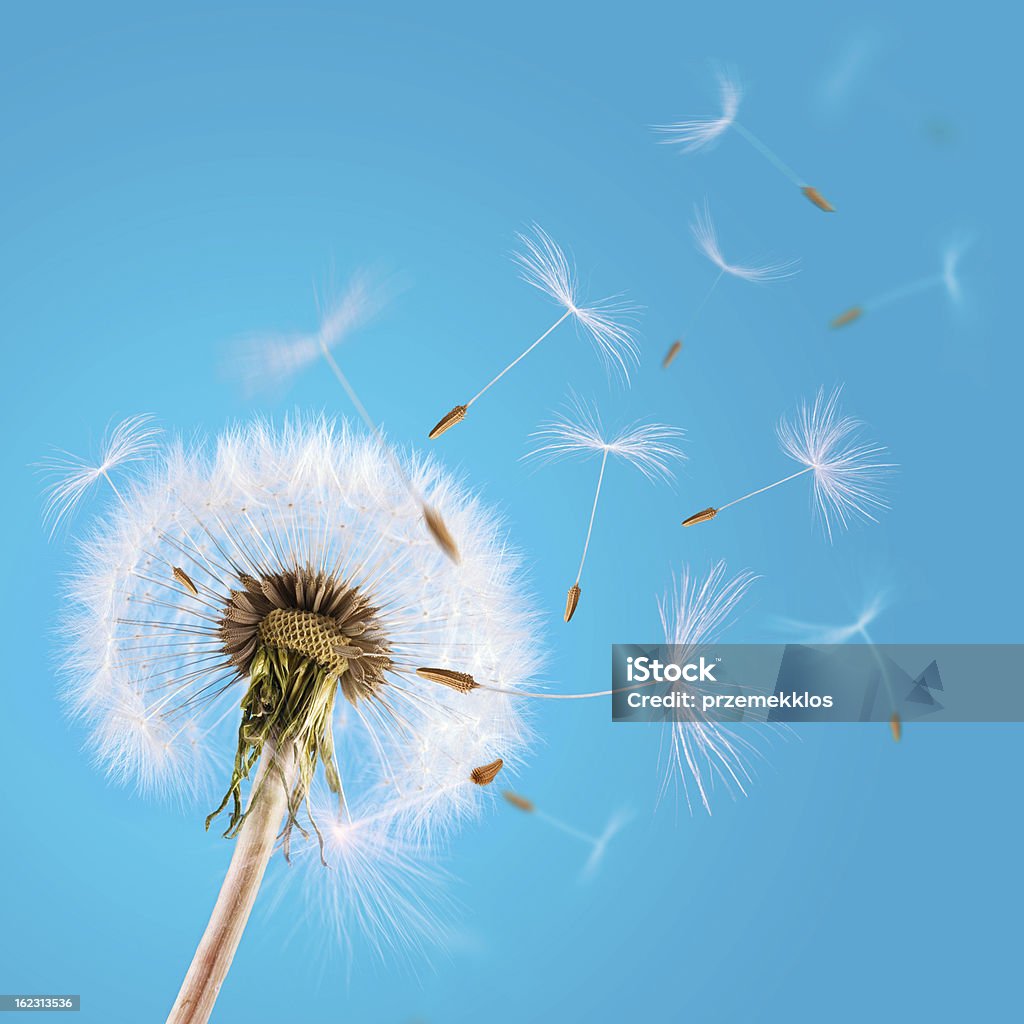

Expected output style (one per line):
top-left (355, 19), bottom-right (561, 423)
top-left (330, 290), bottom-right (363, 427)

top-left (2, 3), bottom-right (1021, 1021)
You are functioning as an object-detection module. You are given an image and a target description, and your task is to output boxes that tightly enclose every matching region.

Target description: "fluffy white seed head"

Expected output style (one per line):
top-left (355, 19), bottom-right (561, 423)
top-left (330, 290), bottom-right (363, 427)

top-left (657, 561), bottom-right (764, 815)
top-left (513, 225), bottom-right (642, 384)
top-left (524, 392), bottom-right (686, 483)
top-left (691, 201), bottom-right (799, 283)
top-left (652, 67), bottom-right (743, 152)
top-left (777, 386), bottom-right (896, 542)
top-left (39, 415), bottom-right (161, 537)
top-left (56, 415), bottom-right (540, 951)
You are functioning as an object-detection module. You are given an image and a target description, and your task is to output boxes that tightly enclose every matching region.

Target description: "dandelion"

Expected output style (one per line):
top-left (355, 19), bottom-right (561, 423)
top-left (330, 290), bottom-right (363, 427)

top-left (525, 393), bottom-right (686, 621)
top-left (653, 66), bottom-right (835, 212)
top-left (428, 226), bottom-right (641, 438)
top-left (37, 415), bottom-right (161, 536)
top-left (230, 271), bottom-right (460, 562)
top-left (49, 416), bottom-right (540, 1021)
top-left (662, 339), bottom-right (683, 368)
top-left (682, 386), bottom-right (895, 541)
top-left (669, 201), bottom-right (797, 357)
top-left (503, 791), bottom-right (629, 879)
top-left (831, 239), bottom-right (970, 328)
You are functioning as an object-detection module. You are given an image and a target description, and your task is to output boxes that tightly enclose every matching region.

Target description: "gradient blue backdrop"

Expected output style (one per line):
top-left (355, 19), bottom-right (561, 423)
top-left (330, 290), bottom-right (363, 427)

top-left (2, 3), bottom-right (1020, 1022)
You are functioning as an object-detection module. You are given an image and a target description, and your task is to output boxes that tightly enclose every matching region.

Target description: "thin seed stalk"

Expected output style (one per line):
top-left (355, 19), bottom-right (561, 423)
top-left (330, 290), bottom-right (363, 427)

top-left (166, 736), bottom-right (298, 1024)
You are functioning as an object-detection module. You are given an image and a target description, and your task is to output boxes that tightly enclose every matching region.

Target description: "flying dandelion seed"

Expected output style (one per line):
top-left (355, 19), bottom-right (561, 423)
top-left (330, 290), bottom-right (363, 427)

top-left (524, 393), bottom-right (686, 621)
top-left (503, 791), bottom-right (628, 879)
top-left (229, 272), bottom-right (460, 562)
top-left (653, 67), bottom-right (835, 212)
top-left (682, 386), bottom-right (895, 541)
top-left (674, 201), bottom-right (798, 352)
top-left (47, 416), bottom-right (540, 1021)
top-left (662, 339), bottom-right (683, 368)
top-left (831, 240), bottom-right (971, 328)
top-left (37, 415), bottom-right (161, 537)
top-left (428, 226), bottom-right (641, 439)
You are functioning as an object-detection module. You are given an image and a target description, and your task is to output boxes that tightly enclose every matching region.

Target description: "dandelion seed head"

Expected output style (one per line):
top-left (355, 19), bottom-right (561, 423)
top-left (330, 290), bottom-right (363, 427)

top-left (512, 225), bottom-right (641, 384)
top-left (691, 201), bottom-right (799, 283)
top-left (38, 415), bottom-right (161, 537)
top-left (777, 386), bottom-right (896, 541)
top-left (524, 392), bottom-right (686, 483)
top-left (656, 562), bottom-right (764, 815)
top-left (56, 415), bottom-right (540, 951)
top-left (652, 66), bottom-right (743, 152)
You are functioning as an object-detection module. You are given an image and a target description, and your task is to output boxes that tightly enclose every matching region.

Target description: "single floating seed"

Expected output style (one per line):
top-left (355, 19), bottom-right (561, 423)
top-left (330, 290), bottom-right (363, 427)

top-left (172, 566), bottom-right (199, 596)
top-left (470, 758), bottom-right (504, 786)
top-left (831, 306), bottom-right (864, 329)
top-left (564, 583), bottom-right (581, 623)
top-left (503, 791), bottom-right (535, 813)
top-left (416, 666), bottom-right (479, 693)
top-left (428, 404), bottom-right (468, 440)
top-left (801, 186), bottom-right (835, 213)
top-left (890, 712), bottom-right (902, 743)
top-left (662, 339), bottom-right (683, 369)
top-left (423, 503), bottom-right (461, 563)
top-left (681, 507), bottom-right (719, 527)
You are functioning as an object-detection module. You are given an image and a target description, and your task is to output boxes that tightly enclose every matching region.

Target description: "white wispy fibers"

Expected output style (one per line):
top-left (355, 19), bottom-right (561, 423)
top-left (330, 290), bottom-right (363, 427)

top-left (653, 66), bottom-right (742, 152)
top-left (682, 386), bottom-right (895, 541)
top-left (525, 392), bottom-right (686, 620)
top-left (830, 238), bottom-right (973, 328)
top-left (653, 66), bottom-right (835, 211)
top-left (657, 562), bottom-right (766, 814)
top-left (38, 415), bottom-right (161, 536)
top-left (50, 415), bottom-right (540, 1016)
top-left (427, 226), bottom-right (641, 439)
top-left (776, 386), bottom-right (896, 540)
top-left (691, 201), bottom-right (799, 284)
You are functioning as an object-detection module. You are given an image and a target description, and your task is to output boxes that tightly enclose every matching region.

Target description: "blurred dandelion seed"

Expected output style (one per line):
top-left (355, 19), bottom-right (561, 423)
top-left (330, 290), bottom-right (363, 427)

top-left (890, 712), bottom-right (902, 742)
top-left (830, 240), bottom-right (971, 328)
top-left (230, 272), bottom-right (460, 562)
top-left (682, 386), bottom-right (895, 541)
top-left (38, 415), bottom-right (161, 536)
top-left (525, 393), bottom-right (686, 621)
top-left (675, 202), bottom-right (797, 352)
top-left (503, 790), bottom-right (628, 879)
top-left (50, 416), bottom-right (540, 1018)
top-left (653, 67), bottom-right (835, 211)
top-left (662, 339), bottom-right (683, 369)
top-left (428, 226), bottom-right (641, 438)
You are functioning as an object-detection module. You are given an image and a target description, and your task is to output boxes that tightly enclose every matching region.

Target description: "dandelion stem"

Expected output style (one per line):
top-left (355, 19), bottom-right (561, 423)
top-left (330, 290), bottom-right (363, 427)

top-left (717, 465), bottom-right (813, 513)
top-left (166, 737), bottom-right (298, 1024)
top-left (682, 269), bottom-right (725, 338)
top-left (576, 449), bottom-right (609, 583)
top-left (535, 810), bottom-right (599, 846)
top-left (866, 273), bottom-right (943, 311)
top-left (731, 121), bottom-right (803, 187)
top-left (468, 308), bottom-right (573, 407)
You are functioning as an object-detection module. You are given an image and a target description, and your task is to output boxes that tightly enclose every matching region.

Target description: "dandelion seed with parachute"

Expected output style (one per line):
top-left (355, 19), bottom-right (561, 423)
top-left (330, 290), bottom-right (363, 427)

top-left (653, 66), bottom-right (836, 212)
top-left (667, 201), bottom-right (798, 359)
top-left (229, 271), bottom-right (460, 562)
top-left (503, 790), bottom-right (629, 880)
top-left (428, 226), bottom-right (642, 439)
top-left (831, 239), bottom-right (971, 329)
top-left (47, 415), bottom-right (541, 1021)
top-left (38, 415), bottom-right (161, 536)
top-left (682, 386), bottom-right (895, 540)
top-left (525, 393), bottom-right (686, 621)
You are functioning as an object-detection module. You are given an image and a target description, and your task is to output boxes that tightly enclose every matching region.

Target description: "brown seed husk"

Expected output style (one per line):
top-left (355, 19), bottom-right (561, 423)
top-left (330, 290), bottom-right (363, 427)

top-left (503, 791), bottom-right (535, 813)
top-left (662, 340), bottom-right (683, 368)
top-left (416, 666), bottom-right (480, 693)
top-left (428, 404), bottom-right (467, 439)
top-left (681, 507), bottom-right (719, 527)
top-left (801, 186), bottom-right (835, 213)
top-left (890, 712), bottom-right (902, 743)
top-left (470, 758), bottom-right (504, 786)
top-left (172, 566), bottom-right (199, 596)
top-left (564, 583), bottom-right (581, 623)
top-left (423, 503), bottom-right (460, 563)
top-left (831, 306), bottom-right (864, 329)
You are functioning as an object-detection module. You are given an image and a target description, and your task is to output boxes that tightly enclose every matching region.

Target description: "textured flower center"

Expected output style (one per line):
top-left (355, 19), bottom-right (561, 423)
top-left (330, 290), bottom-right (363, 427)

top-left (257, 608), bottom-right (352, 678)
